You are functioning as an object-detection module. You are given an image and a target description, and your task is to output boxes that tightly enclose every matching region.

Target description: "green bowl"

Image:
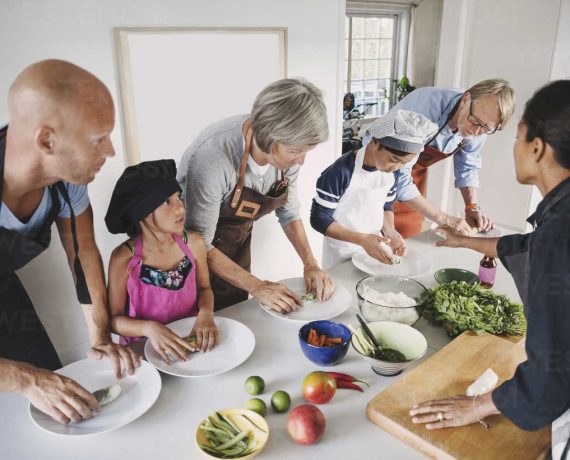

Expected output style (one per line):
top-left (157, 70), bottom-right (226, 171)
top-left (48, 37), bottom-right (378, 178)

top-left (434, 268), bottom-right (480, 285)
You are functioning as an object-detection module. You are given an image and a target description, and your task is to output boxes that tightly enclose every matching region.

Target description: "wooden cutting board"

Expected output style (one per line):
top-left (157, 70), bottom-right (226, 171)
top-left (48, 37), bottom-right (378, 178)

top-left (366, 332), bottom-right (551, 460)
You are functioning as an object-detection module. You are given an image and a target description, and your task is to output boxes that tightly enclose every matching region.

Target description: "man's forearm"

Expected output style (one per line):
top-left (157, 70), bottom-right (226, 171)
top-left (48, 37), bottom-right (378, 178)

top-left (460, 186), bottom-right (478, 206)
top-left (403, 195), bottom-right (446, 225)
top-left (79, 247), bottom-right (111, 345)
top-left (283, 219), bottom-right (318, 267)
top-left (206, 247), bottom-right (261, 293)
top-left (0, 358), bottom-right (30, 394)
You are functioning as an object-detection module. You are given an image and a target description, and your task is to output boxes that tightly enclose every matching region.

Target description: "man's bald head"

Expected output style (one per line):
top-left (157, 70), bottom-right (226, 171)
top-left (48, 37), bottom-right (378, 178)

top-left (8, 59), bottom-right (113, 128)
top-left (6, 60), bottom-right (115, 185)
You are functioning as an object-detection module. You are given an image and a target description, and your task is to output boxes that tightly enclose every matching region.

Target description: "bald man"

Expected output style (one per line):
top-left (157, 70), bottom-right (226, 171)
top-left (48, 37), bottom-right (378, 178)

top-left (0, 60), bottom-right (139, 425)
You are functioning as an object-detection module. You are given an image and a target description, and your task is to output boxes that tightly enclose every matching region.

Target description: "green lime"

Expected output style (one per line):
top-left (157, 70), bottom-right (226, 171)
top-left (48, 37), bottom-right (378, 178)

top-left (271, 390), bottom-right (291, 413)
top-left (244, 398), bottom-right (267, 417)
top-left (244, 376), bottom-right (265, 395)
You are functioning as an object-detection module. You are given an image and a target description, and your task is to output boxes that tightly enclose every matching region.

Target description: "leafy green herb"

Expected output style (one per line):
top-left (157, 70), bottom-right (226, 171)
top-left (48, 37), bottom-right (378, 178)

top-left (424, 281), bottom-right (526, 338)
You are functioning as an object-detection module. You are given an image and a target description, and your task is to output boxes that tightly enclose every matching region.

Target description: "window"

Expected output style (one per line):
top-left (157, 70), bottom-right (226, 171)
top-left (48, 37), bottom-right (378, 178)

top-left (344, 4), bottom-right (410, 120)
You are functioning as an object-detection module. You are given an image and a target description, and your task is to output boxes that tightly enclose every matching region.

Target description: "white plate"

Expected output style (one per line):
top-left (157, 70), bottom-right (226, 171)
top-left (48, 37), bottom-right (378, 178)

top-left (259, 277), bottom-right (351, 322)
top-left (351, 248), bottom-right (432, 277)
top-left (472, 228), bottom-right (501, 238)
top-left (29, 359), bottom-right (161, 436)
top-left (144, 317), bottom-right (255, 378)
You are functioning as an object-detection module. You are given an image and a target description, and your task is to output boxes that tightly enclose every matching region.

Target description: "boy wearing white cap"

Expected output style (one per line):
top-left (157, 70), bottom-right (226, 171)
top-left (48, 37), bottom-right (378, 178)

top-left (310, 109), bottom-right (437, 269)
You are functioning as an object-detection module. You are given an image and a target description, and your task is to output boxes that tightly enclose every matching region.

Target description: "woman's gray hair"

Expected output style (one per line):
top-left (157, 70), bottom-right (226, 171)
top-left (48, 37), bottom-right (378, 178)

top-left (251, 78), bottom-right (329, 153)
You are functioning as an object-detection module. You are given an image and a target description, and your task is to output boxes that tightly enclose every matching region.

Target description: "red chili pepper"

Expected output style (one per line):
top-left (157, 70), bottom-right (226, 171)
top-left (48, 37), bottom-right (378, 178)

top-left (335, 380), bottom-right (364, 392)
top-left (328, 372), bottom-right (369, 387)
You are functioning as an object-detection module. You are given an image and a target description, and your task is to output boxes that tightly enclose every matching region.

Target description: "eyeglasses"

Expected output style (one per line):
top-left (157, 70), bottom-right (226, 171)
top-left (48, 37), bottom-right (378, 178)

top-left (467, 100), bottom-right (499, 135)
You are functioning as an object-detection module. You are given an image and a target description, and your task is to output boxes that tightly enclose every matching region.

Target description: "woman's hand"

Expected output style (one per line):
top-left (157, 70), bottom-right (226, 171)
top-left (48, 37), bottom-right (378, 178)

top-left (192, 310), bottom-right (218, 352)
top-left (434, 225), bottom-right (468, 248)
top-left (251, 280), bottom-right (302, 314)
top-left (303, 262), bottom-right (335, 301)
top-left (409, 393), bottom-right (498, 430)
top-left (143, 321), bottom-right (194, 364)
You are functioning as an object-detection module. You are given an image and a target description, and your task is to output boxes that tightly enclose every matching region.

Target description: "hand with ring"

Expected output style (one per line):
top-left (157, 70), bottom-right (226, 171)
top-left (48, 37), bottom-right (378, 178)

top-left (409, 393), bottom-right (499, 430)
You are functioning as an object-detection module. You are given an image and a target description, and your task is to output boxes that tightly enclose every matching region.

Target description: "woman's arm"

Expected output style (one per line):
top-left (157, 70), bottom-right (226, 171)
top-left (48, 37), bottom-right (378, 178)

top-left (435, 226), bottom-right (499, 257)
top-left (186, 232), bottom-right (218, 351)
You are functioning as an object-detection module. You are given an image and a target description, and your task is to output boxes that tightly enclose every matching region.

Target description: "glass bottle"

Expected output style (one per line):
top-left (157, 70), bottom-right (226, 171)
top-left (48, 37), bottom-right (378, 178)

top-left (479, 256), bottom-right (497, 288)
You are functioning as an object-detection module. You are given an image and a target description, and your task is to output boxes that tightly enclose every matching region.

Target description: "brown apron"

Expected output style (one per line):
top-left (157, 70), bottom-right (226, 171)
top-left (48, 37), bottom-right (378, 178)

top-left (394, 102), bottom-right (465, 238)
top-left (210, 124), bottom-right (289, 309)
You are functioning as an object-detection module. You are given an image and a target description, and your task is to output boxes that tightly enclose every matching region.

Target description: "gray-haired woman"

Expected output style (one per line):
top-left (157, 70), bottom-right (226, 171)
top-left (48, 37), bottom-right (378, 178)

top-left (178, 78), bottom-right (335, 312)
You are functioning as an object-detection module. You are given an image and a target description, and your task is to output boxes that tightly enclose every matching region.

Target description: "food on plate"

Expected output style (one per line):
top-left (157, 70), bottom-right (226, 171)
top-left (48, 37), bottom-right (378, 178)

top-left (466, 368), bottom-right (499, 396)
top-left (301, 292), bottom-right (316, 305)
top-left (244, 376), bottom-right (265, 395)
top-left (302, 371), bottom-right (336, 404)
top-left (286, 404), bottom-right (326, 446)
top-left (379, 241), bottom-right (402, 264)
top-left (306, 328), bottom-right (344, 347)
top-left (166, 333), bottom-right (199, 362)
top-left (244, 398), bottom-right (267, 417)
top-left (92, 383), bottom-right (122, 407)
top-left (424, 281), bottom-right (526, 337)
top-left (271, 390), bottom-right (291, 413)
top-left (199, 411), bottom-right (266, 458)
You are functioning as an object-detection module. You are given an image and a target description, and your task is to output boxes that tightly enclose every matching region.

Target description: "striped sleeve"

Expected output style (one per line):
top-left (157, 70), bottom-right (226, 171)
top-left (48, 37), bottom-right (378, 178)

top-left (383, 170), bottom-right (400, 211)
top-left (310, 152), bottom-right (356, 235)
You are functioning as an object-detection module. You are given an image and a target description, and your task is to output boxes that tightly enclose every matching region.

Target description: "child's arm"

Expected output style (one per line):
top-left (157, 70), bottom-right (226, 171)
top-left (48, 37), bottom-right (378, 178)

top-left (325, 222), bottom-right (397, 264)
top-left (107, 243), bottom-right (193, 363)
top-left (186, 232), bottom-right (218, 352)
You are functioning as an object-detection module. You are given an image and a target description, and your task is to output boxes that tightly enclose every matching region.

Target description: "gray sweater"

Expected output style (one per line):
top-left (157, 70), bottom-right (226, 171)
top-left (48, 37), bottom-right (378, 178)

top-left (177, 115), bottom-right (301, 250)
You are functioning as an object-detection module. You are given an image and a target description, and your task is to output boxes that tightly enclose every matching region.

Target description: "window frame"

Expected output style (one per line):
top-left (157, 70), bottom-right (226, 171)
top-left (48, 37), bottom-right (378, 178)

top-left (345, 2), bottom-right (411, 116)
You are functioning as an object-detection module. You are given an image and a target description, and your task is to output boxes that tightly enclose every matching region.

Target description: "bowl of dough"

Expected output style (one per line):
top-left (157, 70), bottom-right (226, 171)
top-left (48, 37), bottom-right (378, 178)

top-left (355, 275), bottom-right (428, 326)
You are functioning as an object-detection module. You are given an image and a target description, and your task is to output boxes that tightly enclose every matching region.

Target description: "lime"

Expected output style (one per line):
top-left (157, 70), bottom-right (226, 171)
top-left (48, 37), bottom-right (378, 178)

top-left (271, 390), bottom-right (291, 413)
top-left (244, 398), bottom-right (267, 417)
top-left (244, 376), bottom-right (265, 395)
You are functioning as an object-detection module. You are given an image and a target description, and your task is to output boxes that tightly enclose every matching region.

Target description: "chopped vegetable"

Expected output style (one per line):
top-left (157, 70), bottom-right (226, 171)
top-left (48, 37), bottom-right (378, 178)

top-left (199, 411), bottom-right (264, 458)
top-left (424, 281), bottom-right (526, 338)
top-left (306, 328), bottom-right (345, 347)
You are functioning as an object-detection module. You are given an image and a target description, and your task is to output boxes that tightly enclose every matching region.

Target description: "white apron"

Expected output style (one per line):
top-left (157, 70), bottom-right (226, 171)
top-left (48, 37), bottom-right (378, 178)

top-left (322, 147), bottom-right (395, 269)
top-left (552, 409), bottom-right (570, 460)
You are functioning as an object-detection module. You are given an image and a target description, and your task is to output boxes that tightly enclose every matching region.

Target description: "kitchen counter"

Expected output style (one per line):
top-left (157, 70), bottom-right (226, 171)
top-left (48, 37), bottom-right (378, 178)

top-left (0, 231), bottom-right (520, 460)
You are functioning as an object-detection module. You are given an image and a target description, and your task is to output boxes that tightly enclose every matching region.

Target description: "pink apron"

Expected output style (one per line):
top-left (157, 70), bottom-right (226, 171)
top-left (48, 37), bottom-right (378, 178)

top-left (120, 233), bottom-right (198, 345)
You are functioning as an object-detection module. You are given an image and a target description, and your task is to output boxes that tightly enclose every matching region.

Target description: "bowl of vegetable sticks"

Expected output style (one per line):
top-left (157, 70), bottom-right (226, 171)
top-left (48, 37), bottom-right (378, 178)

top-left (196, 409), bottom-right (269, 459)
top-left (298, 320), bottom-right (352, 366)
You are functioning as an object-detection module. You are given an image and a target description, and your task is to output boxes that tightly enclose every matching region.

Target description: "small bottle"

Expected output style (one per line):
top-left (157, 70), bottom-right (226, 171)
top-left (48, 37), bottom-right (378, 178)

top-left (479, 256), bottom-right (497, 288)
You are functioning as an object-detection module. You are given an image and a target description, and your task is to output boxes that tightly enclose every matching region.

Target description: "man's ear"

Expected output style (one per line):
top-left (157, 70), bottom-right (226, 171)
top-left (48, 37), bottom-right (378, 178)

top-left (35, 125), bottom-right (55, 155)
top-left (532, 136), bottom-right (546, 163)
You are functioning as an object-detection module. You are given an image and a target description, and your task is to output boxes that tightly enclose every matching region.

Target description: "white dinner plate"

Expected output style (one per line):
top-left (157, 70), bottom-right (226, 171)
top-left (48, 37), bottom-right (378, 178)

top-left (351, 248), bottom-right (432, 277)
top-left (29, 359), bottom-right (161, 436)
top-left (144, 317), bottom-right (255, 378)
top-left (259, 277), bottom-right (351, 322)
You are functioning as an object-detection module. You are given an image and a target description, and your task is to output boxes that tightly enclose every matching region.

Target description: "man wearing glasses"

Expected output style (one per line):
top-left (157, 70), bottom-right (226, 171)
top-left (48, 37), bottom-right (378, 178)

top-left (362, 79), bottom-right (515, 239)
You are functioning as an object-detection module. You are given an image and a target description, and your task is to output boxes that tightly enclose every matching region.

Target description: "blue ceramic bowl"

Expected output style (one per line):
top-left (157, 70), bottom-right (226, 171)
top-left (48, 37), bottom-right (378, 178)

top-left (298, 320), bottom-right (352, 366)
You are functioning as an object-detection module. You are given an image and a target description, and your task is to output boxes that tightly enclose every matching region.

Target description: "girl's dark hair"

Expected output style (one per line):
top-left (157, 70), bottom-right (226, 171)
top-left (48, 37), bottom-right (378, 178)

top-left (523, 80), bottom-right (570, 169)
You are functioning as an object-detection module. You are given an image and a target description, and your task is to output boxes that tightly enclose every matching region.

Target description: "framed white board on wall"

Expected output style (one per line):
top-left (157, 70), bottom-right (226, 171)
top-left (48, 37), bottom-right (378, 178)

top-left (114, 27), bottom-right (287, 166)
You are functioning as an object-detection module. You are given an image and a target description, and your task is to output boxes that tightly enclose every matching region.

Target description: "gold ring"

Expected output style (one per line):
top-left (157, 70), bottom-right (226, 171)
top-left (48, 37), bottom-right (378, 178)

top-left (437, 411), bottom-right (444, 422)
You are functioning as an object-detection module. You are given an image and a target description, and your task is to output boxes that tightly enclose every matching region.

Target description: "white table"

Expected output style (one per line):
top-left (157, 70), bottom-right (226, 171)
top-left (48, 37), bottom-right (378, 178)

top-left (0, 231), bottom-right (518, 460)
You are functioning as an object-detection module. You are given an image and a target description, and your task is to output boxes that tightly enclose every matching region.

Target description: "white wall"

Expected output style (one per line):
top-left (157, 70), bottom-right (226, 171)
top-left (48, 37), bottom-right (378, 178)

top-left (429, 0), bottom-right (564, 232)
top-left (0, 0), bottom-right (345, 363)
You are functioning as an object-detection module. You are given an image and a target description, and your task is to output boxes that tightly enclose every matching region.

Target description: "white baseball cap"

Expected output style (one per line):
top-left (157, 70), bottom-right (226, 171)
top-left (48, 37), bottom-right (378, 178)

top-left (364, 109), bottom-right (438, 155)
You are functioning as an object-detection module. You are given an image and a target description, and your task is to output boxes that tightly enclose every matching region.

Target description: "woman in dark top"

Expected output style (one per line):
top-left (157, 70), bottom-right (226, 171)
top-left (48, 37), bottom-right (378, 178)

top-left (409, 80), bottom-right (570, 459)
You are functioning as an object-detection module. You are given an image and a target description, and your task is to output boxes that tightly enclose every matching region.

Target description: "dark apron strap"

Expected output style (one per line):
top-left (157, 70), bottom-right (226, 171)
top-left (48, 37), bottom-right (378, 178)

top-left (55, 183), bottom-right (92, 304)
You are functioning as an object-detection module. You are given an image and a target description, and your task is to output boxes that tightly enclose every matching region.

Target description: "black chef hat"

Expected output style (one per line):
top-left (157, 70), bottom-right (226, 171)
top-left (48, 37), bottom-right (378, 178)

top-left (105, 159), bottom-right (182, 236)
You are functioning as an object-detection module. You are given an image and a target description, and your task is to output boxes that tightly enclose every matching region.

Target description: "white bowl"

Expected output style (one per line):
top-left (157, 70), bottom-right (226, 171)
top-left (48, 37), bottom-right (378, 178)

top-left (351, 321), bottom-right (428, 376)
